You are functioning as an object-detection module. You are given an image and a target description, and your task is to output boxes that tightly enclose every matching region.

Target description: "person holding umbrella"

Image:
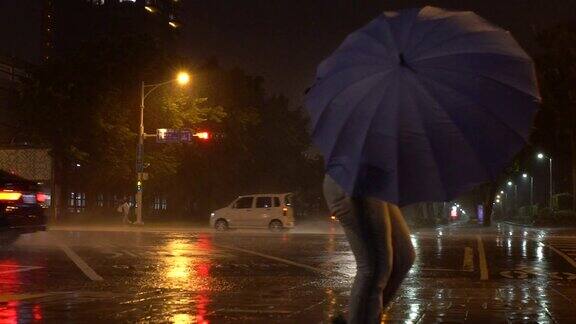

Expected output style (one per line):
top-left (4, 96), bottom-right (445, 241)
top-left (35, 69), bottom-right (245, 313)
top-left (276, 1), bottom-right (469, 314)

top-left (306, 6), bottom-right (540, 324)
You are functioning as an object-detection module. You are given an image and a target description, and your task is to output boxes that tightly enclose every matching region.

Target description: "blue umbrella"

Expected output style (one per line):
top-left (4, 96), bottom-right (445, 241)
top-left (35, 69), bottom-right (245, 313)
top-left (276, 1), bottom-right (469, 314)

top-left (305, 6), bottom-right (540, 206)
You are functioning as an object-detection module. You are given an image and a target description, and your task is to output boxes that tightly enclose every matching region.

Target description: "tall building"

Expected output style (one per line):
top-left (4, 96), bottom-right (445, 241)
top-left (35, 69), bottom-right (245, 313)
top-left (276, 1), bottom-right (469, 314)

top-left (41, 0), bottom-right (182, 61)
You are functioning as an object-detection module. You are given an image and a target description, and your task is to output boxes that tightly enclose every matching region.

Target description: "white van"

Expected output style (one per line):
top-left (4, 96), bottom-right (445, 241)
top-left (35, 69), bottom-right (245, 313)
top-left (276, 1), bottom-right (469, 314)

top-left (209, 193), bottom-right (295, 231)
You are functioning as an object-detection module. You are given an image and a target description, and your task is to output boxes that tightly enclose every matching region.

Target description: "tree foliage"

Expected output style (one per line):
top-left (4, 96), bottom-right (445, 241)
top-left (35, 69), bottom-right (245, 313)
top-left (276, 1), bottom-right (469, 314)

top-left (533, 22), bottom-right (576, 207)
top-left (8, 34), bottom-right (322, 220)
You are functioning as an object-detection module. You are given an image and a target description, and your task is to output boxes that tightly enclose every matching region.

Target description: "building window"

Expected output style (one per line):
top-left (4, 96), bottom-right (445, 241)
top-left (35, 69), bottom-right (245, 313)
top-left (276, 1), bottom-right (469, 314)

top-left (69, 192), bottom-right (86, 213)
top-left (154, 197), bottom-right (167, 210)
top-left (96, 194), bottom-right (104, 207)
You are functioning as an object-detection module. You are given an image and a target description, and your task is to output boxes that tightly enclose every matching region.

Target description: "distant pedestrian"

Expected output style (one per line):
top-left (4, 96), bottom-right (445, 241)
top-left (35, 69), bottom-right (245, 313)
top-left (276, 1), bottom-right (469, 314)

top-left (117, 199), bottom-right (131, 224)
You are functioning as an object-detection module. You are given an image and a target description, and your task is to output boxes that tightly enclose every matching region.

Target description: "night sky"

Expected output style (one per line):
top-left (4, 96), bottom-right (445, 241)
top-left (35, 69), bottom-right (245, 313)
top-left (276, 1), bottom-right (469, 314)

top-left (179, 0), bottom-right (576, 106)
top-left (2, 0), bottom-right (576, 106)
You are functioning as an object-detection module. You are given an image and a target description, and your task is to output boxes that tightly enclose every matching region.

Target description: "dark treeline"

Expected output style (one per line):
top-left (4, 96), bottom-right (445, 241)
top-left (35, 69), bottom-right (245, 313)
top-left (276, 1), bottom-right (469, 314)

top-left (7, 33), bottom-right (323, 222)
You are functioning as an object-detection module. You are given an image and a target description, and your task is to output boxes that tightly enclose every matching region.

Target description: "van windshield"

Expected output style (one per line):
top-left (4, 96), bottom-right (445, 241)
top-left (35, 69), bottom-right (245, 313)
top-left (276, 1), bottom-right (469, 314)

top-left (234, 197), bottom-right (253, 209)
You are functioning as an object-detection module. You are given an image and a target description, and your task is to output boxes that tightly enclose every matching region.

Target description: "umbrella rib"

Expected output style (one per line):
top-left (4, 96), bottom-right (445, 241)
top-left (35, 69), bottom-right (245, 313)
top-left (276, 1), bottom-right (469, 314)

top-left (410, 29), bottom-right (507, 60)
top-left (320, 63), bottom-right (393, 82)
top-left (406, 76), bottom-right (449, 200)
top-left (400, 8), bottom-right (422, 53)
top-left (415, 63), bottom-right (539, 104)
top-left (411, 73), bottom-right (497, 180)
top-left (354, 78), bottom-right (397, 199)
top-left (311, 69), bottom-right (395, 131)
top-left (413, 51), bottom-right (533, 66)
top-left (406, 13), bottom-right (460, 57)
top-left (322, 74), bottom-right (390, 164)
top-left (357, 28), bottom-right (399, 57)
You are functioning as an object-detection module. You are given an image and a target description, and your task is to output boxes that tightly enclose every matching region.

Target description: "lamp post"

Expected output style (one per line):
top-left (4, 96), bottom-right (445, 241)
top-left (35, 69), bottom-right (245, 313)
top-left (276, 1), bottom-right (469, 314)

top-left (135, 71), bottom-right (190, 225)
top-left (507, 181), bottom-right (518, 215)
top-left (537, 153), bottom-right (553, 208)
top-left (522, 173), bottom-right (534, 206)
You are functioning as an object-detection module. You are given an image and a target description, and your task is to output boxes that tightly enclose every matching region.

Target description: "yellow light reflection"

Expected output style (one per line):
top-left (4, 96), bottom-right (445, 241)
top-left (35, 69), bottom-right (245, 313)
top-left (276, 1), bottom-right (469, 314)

top-left (172, 313), bottom-right (192, 324)
top-left (166, 241), bottom-right (191, 281)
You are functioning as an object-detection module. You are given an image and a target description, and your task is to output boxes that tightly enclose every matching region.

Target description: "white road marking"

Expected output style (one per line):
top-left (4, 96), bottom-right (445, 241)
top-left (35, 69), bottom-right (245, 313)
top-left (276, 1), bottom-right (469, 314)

top-left (476, 235), bottom-right (489, 280)
top-left (463, 247), bottom-right (474, 272)
top-left (56, 242), bottom-right (103, 281)
top-left (420, 268), bottom-right (470, 272)
top-left (121, 250), bottom-right (138, 258)
top-left (549, 245), bottom-right (576, 270)
top-left (213, 243), bottom-right (336, 276)
top-left (0, 293), bottom-right (53, 302)
top-left (0, 265), bottom-right (43, 275)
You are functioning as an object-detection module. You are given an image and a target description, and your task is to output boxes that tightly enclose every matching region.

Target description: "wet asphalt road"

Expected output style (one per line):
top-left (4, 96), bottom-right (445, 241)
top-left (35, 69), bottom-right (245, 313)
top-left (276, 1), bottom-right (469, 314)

top-left (1, 223), bottom-right (576, 323)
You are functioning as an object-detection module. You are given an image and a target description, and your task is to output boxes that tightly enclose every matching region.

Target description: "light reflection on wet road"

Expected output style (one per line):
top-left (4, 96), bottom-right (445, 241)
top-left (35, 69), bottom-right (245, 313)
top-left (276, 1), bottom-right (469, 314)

top-left (1, 223), bottom-right (576, 323)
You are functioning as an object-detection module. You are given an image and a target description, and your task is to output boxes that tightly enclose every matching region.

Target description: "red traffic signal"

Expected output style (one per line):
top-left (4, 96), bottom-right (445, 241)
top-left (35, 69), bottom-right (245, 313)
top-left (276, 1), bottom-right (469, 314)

top-left (194, 131), bottom-right (211, 140)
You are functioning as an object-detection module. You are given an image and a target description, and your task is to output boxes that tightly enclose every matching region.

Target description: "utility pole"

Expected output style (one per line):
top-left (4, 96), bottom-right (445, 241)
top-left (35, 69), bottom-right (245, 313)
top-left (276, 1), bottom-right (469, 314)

top-left (134, 72), bottom-right (190, 225)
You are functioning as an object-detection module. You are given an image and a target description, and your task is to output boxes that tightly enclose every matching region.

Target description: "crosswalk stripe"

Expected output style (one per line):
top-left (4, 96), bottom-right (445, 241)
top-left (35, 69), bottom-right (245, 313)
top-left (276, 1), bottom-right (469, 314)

top-left (549, 246), bottom-right (576, 270)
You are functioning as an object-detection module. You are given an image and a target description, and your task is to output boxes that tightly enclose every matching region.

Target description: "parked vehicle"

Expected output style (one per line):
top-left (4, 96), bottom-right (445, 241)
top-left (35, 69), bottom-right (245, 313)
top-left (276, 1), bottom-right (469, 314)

top-left (0, 170), bottom-right (47, 245)
top-left (210, 193), bottom-right (295, 231)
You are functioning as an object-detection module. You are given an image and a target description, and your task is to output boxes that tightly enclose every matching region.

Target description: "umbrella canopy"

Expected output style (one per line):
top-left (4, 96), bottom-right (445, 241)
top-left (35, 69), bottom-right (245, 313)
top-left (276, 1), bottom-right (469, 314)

top-left (305, 6), bottom-right (540, 206)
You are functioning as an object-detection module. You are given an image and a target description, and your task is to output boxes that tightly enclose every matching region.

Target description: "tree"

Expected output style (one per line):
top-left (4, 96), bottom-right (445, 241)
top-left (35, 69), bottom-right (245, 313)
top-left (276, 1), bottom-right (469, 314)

top-left (9, 34), bottom-right (322, 222)
top-left (534, 22), bottom-right (576, 209)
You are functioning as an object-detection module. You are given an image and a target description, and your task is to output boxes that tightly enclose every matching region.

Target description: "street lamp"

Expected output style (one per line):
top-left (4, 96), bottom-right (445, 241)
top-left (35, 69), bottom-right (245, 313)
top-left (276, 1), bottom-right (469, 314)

top-left (537, 152), bottom-right (553, 208)
top-left (506, 181), bottom-right (518, 213)
top-left (522, 173), bottom-right (534, 206)
top-left (176, 72), bottom-right (190, 85)
top-left (135, 71), bottom-right (190, 225)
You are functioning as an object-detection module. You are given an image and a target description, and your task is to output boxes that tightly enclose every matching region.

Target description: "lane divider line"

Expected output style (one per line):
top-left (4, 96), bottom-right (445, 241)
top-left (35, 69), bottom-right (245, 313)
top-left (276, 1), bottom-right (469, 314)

top-left (0, 293), bottom-right (53, 303)
top-left (476, 235), bottom-right (489, 280)
top-left (121, 250), bottom-right (138, 258)
top-left (548, 245), bottom-right (576, 270)
top-left (53, 239), bottom-right (103, 281)
top-left (463, 247), bottom-right (474, 272)
top-left (213, 243), bottom-right (337, 277)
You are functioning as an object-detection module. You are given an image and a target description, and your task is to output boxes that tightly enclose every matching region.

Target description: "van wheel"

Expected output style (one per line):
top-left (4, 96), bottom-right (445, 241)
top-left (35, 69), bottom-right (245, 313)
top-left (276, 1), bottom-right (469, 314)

top-left (269, 220), bottom-right (283, 232)
top-left (214, 219), bottom-right (229, 231)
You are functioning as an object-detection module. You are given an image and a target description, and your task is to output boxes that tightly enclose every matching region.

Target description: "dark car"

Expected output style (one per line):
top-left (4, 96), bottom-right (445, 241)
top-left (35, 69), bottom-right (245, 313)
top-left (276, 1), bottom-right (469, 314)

top-left (0, 170), bottom-right (47, 244)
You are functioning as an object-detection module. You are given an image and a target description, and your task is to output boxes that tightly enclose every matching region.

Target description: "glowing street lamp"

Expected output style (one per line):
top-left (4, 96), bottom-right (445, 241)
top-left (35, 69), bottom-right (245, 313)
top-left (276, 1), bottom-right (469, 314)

top-left (507, 181), bottom-right (513, 186)
top-left (176, 71), bottom-right (190, 85)
top-left (521, 172), bottom-right (534, 206)
top-left (537, 152), bottom-right (553, 207)
top-left (135, 71), bottom-right (190, 225)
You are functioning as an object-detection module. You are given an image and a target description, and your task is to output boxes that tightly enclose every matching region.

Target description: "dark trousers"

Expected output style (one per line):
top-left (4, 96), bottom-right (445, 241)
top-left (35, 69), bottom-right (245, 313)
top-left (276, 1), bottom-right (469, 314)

top-left (323, 175), bottom-right (415, 324)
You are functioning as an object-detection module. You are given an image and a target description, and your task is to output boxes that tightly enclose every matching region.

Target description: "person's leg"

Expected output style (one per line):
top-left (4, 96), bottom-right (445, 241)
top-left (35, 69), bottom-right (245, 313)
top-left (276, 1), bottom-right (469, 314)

top-left (323, 175), bottom-right (376, 324)
top-left (361, 199), bottom-right (394, 324)
top-left (381, 204), bottom-right (416, 309)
